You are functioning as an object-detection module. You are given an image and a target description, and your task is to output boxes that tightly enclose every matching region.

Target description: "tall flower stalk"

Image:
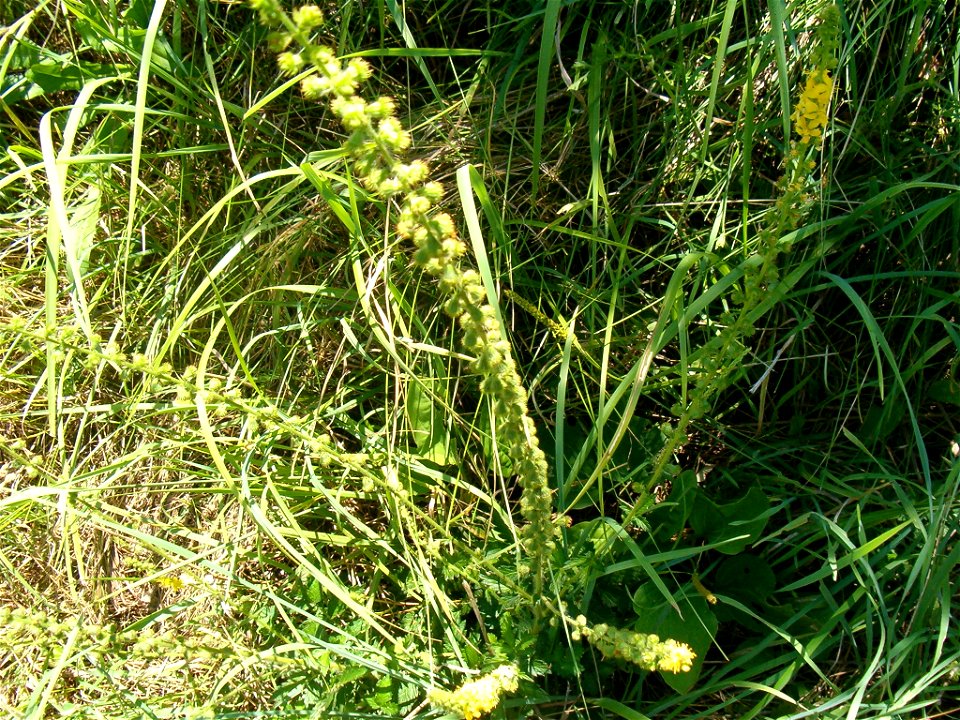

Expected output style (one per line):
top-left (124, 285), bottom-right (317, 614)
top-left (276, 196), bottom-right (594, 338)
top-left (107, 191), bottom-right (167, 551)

top-left (637, 4), bottom-right (841, 503)
top-left (247, 0), bottom-right (559, 601)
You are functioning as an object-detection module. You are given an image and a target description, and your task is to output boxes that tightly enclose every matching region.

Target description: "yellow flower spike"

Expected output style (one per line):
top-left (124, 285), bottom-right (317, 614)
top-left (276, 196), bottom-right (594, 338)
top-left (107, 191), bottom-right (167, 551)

top-left (428, 666), bottom-right (520, 720)
top-left (578, 619), bottom-right (696, 674)
top-left (792, 67), bottom-right (833, 146)
top-left (248, 0), bottom-right (560, 608)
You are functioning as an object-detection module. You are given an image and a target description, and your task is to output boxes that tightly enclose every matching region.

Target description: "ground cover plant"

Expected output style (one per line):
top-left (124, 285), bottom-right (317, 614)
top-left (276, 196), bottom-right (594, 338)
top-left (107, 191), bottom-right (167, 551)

top-left (1, 0), bottom-right (959, 718)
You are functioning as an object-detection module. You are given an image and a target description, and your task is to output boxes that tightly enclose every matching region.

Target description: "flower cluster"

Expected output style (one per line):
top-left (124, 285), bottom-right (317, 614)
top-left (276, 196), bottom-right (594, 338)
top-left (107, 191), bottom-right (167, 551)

top-left (428, 665), bottom-right (520, 720)
top-left (570, 615), bottom-right (696, 674)
top-left (248, 0), bottom-right (559, 597)
top-left (791, 5), bottom-right (840, 148)
top-left (792, 67), bottom-right (833, 146)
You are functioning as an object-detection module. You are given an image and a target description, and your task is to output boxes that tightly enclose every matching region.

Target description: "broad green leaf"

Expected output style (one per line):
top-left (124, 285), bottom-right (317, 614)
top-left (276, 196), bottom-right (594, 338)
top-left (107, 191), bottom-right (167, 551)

top-left (632, 593), bottom-right (717, 693)
top-left (649, 469), bottom-right (699, 538)
top-left (715, 554), bottom-right (777, 604)
top-left (3, 36), bottom-right (58, 71)
top-left (406, 379), bottom-right (457, 466)
top-left (690, 484), bottom-right (770, 554)
top-left (927, 378), bottom-right (960, 407)
top-left (15, 61), bottom-right (119, 103)
top-left (860, 396), bottom-right (907, 443)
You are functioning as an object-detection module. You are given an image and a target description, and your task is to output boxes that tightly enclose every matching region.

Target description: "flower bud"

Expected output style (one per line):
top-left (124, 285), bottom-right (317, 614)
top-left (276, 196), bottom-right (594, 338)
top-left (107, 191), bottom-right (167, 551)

top-left (292, 5), bottom-right (324, 30)
top-left (301, 74), bottom-right (332, 99)
top-left (277, 52), bottom-right (304, 76)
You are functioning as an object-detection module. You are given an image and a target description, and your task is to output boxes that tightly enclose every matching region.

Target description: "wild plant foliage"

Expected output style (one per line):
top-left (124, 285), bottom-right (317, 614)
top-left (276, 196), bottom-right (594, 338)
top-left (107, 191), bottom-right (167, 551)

top-left (1, 0), bottom-right (958, 717)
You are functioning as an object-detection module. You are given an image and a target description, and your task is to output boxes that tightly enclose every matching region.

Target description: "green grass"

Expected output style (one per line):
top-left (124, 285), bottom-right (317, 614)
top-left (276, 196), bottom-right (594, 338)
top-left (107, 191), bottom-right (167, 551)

top-left (1, 0), bottom-right (959, 718)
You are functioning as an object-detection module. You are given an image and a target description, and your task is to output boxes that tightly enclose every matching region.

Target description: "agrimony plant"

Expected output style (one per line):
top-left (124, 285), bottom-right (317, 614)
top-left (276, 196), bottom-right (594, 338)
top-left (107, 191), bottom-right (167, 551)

top-left (644, 4), bottom-right (841, 499)
top-left (246, 0), bottom-right (696, 711)
top-left (250, 0), bottom-right (559, 600)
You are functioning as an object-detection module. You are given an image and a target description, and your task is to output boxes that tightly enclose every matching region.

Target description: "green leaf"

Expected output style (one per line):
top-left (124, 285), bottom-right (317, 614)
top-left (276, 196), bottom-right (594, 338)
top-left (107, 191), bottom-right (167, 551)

top-left (306, 578), bottom-right (323, 605)
top-left (591, 698), bottom-right (654, 720)
top-left (479, 401), bottom-right (514, 476)
top-left (367, 674), bottom-right (399, 714)
top-left (714, 554), bottom-right (776, 604)
top-left (10, 63), bottom-right (81, 103)
top-left (860, 396), bottom-right (907, 442)
top-left (406, 378), bottom-right (457, 465)
top-left (632, 582), bottom-right (666, 613)
top-left (649, 469), bottom-right (699, 537)
top-left (3, 37), bottom-right (59, 71)
top-left (690, 484), bottom-right (770, 554)
top-left (927, 378), bottom-right (960, 407)
top-left (555, 421), bottom-right (594, 509)
top-left (631, 594), bottom-right (717, 693)
top-left (66, 184), bottom-right (100, 280)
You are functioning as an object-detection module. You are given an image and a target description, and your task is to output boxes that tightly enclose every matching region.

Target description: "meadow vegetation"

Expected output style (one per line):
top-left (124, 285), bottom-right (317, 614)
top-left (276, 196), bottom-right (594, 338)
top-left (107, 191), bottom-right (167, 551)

top-left (1, 0), bottom-right (958, 718)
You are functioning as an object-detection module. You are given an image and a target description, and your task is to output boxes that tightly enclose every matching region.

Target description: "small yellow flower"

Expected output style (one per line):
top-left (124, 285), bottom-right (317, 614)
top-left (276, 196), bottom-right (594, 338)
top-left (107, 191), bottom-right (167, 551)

top-left (376, 117), bottom-right (411, 150)
top-left (657, 639), bottom-right (696, 674)
top-left (366, 96), bottom-right (397, 119)
top-left (266, 32), bottom-right (291, 52)
top-left (331, 97), bottom-right (369, 130)
top-left (301, 74), bottom-right (332, 99)
top-left (276, 51), bottom-right (304, 76)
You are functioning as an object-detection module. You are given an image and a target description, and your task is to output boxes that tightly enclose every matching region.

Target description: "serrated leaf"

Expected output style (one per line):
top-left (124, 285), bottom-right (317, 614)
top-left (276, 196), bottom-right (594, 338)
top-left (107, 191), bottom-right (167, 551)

top-left (306, 578), bottom-right (323, 605)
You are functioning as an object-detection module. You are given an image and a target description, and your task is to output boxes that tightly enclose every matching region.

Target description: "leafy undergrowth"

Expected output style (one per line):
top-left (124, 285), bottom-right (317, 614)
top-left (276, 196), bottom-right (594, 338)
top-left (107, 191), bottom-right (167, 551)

top-left (1, 0), bottom-right (958, 718)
